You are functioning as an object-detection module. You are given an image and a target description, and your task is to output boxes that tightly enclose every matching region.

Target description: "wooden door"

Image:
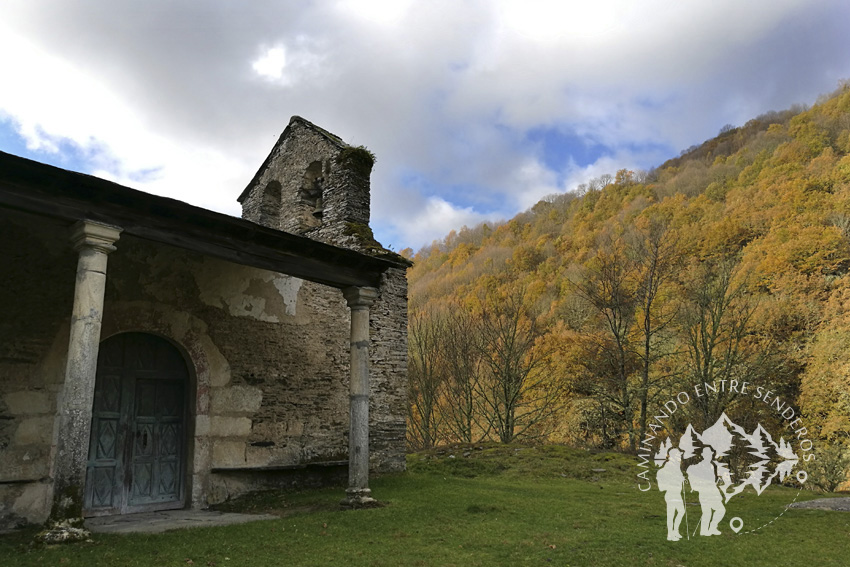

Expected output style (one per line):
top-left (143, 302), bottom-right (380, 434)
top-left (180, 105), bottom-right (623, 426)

top-left (84, 333), bottom-right (188, 516)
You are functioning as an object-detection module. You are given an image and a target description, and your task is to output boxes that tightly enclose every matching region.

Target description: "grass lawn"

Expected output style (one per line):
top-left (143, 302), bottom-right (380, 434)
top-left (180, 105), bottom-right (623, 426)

top-left (2, 445), bottom-right (847, 566)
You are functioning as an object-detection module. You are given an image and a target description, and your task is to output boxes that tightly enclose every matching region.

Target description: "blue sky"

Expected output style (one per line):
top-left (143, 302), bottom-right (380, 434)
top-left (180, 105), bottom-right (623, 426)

top-left (1, 1), bottom-right (849, 251)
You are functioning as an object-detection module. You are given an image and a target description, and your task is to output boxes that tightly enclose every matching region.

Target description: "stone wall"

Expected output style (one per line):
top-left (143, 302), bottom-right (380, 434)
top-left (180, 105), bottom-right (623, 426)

top-left (367, 267), bottom-right (409, 473)
top-left (239, 116), bottom-right (409, 476)
top-left (240, 117), bottom-right (347, 234)
top-left (0, 211), bottom-right (75, 530)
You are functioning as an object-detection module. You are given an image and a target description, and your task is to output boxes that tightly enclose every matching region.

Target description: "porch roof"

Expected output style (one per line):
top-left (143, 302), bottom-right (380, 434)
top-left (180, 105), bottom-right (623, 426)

top-left (0, 151), bottom-right (406, 289)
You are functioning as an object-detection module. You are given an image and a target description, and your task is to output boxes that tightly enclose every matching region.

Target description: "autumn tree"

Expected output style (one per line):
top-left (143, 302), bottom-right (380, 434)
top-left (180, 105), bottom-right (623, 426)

top-left (799, 287), bottom-right (850, 443)
top-left (570, 231), bottom-right (640, 450)
top-left (440, 306), bottom-right (486, 443)
top-left (475, 288), bottom-right (560, 443)
top-left (629, 216), bottom-right (682, 447)
top-left (407, 307), bottom-right (445, 449)
top-left (678, 255), bottom-right (756, 428)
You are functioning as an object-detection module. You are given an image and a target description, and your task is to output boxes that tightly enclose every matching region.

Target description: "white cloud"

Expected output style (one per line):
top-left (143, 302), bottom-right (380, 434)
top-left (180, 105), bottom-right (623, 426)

top-left (250, 38), bottom-right (328, 87)
top-left (334, 0), bottom-right (415, 27)
top-left (512, 158), bottom-right (561, 211)
top-left (0, 15), bottom-right (257, 213)
top-left (252, 46), bottom-right (287, 80)
top-left (0, 0), bottom-right (848, 251)
top-left (379, 193), bottom-right (499, 249)
top-left (0, 26), bottom-right (137, 155)
top-left (495, 0), bottom-right (636, 44)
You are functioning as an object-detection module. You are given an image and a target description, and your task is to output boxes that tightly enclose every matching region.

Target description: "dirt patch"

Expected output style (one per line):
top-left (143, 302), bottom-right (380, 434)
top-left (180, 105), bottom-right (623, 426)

top-left (789, 497), bottom-right (850, 511)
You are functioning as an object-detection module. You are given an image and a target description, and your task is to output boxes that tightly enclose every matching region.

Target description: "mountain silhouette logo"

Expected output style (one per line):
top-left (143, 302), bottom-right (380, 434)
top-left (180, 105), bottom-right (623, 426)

top-left (651, 412), bottom-right (806, 540)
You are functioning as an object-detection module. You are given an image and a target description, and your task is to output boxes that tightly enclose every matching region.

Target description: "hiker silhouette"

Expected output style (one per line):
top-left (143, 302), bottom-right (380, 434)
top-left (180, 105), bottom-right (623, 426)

top-left (656, 447), bottom-right (685, 541)
top-left (686, 446), bottom-right (725, 536)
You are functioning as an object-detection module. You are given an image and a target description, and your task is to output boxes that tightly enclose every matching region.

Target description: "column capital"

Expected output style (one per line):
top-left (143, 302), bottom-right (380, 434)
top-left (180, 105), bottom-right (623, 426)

top-left (343, 286), bottom-right (379, 310)
top-left (70, 220), bottom-right (122, 254)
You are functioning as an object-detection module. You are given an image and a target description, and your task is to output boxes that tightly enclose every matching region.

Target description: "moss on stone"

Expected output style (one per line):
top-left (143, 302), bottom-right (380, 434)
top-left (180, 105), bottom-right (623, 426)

top-left (39, 485), bottom-right (90, 543)
top-left (47, 484), bottom-right (84, 525)
top-left (344, 222), bottom-right (378, 245)
top-left (337, 146), bottom-right (375, 177)
top-left (343, 222), bottom-right (412, 266)
top-left (36, 520), bottom-right (91, 544)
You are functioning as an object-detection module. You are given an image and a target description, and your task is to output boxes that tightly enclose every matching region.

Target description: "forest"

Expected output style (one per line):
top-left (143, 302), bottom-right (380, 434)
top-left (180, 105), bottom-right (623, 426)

top-left (403, 82), bottom-right (850, 488)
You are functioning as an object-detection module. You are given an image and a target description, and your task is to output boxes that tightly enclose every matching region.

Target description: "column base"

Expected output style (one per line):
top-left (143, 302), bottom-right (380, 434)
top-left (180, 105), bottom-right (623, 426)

top-left (36, 519), bottom-right (92, 544)
top-left (340, 488), bottom-right (378, 508)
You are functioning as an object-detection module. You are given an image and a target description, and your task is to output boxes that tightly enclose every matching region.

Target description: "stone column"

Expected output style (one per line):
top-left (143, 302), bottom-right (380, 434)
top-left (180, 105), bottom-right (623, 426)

top-left (342, 286), bottom-right (379, 506)
top-left (43, 220), bottom-right (121, 541)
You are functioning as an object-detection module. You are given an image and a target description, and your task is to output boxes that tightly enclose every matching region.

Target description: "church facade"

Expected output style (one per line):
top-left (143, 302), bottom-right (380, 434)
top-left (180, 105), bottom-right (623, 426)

top-left (0, 117), bottom-right (409, 532)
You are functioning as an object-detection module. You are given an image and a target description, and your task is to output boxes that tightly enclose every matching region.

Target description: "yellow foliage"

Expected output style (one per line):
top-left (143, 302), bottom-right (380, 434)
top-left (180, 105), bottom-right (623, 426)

top-left (408, 86), bottom-right (850, 448)
top-left (800, 285), bottom-right (850, 441)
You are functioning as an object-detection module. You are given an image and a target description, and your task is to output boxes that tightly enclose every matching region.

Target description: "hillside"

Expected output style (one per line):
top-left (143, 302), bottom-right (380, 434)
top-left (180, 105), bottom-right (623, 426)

top-left (405, 82), bottom-right (850, 469)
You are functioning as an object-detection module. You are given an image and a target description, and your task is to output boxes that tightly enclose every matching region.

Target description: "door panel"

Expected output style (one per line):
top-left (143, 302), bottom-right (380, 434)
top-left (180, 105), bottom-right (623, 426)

top-left (128, 378), bottom-right (184, 506)
top-left (85, 333), bottom-right (189, 516)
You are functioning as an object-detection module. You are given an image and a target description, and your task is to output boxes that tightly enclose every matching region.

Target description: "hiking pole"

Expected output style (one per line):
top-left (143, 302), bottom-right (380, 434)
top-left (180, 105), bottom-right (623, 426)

top-left (687, 480), bottom-right (702, 538)
top-left (682, 480), bottom-right (689, 540)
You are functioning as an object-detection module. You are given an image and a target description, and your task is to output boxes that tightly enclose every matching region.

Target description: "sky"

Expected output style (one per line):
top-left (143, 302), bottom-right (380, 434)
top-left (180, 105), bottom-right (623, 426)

top-left (1, 1), bottom-right (849, 252)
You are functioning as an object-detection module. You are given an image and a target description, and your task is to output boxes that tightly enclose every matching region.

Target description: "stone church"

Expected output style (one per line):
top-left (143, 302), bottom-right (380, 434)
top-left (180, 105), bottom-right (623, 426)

top-left (0, 117), bottom-right (410, 533)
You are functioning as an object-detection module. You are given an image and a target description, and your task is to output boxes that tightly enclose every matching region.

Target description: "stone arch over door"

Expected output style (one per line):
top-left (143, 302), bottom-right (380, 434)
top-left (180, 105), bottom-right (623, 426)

top-left (84, 332), bottom-right (189, 516)
top-left (98, 301), bottom-right (230, 511)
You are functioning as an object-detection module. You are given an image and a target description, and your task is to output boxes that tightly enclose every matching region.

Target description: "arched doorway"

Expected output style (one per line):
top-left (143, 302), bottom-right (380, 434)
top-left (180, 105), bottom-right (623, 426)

top-left (84, 333), bottom-right (189, 516)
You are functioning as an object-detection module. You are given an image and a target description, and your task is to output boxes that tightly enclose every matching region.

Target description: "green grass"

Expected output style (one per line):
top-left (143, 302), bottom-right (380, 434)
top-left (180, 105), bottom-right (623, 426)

top-left (2, 445), bottom-right (848, 566)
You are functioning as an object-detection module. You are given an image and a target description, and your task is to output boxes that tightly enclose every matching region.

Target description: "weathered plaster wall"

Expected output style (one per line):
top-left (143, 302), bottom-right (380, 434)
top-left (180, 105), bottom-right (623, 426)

top-left (101, 237), bottom-right (371, 505)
